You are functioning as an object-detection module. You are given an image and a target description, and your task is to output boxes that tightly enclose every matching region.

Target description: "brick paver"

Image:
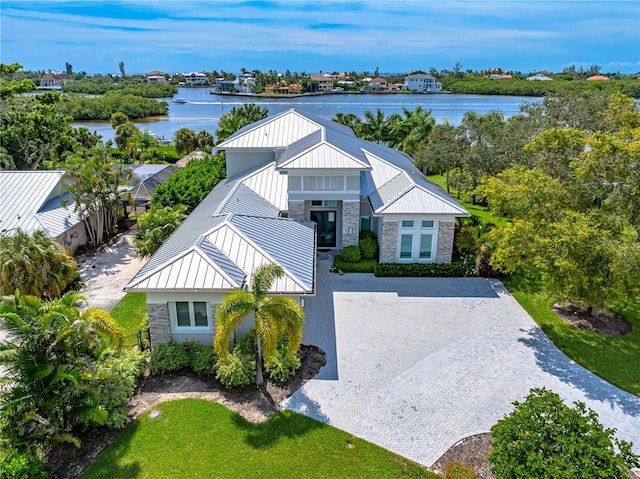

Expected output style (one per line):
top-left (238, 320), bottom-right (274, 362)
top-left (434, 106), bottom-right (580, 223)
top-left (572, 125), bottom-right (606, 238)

top-left (284, 257), bottom-right (640, 467)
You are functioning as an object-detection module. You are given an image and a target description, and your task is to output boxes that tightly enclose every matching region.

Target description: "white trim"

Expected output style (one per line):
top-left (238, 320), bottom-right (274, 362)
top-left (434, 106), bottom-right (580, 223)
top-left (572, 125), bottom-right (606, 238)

top-left (169, 300), bottom-right (215, 333)
top-left (396, 219), bottom-right (439, 262)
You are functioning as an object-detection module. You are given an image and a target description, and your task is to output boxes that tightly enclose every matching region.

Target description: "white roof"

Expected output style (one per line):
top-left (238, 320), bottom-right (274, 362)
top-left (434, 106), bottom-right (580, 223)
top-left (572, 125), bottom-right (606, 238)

top-left (0, 171), bottom-right (83, 238)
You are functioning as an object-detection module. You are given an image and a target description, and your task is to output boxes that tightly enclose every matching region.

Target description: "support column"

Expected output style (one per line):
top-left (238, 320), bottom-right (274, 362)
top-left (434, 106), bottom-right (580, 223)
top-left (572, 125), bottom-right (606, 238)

top-left (147, 303), bottom-right (172, 347)
top-left (379, 220), bottom-right (398, 263)
top-left (287, 200), bottom-right (306, 220)
top-left (436, 221), bottom-right (455, 264)
top-left (341, 201), bottom-right (359, 247)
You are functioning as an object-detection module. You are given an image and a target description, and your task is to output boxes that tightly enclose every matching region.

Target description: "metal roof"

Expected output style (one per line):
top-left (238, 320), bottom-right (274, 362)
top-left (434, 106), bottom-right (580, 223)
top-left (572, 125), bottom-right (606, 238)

top-left (126, 165), bottom-right (177, 202)
top-left (0, 170), bottom-right (83, 238)
top-left (377, 185), bottom-right (469, 215)
top-left (278, 142), bottom-right (370, 170)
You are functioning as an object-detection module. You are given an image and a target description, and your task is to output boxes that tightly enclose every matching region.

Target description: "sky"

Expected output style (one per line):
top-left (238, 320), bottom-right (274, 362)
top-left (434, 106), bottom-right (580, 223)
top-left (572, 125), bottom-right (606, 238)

top-left (1, 1), bottom-right (638, 75)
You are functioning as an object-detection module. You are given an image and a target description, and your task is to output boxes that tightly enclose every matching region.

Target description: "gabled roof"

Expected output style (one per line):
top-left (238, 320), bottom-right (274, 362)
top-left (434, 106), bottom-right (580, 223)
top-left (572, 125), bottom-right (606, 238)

top-left (216, 108), bottom-right (355, 150)
top-left (0, 170), bottom-right (83, 238)
top-left (125, 160), bottom-right (315, 294)
top-left (127, 164), bottom-right (177, 202)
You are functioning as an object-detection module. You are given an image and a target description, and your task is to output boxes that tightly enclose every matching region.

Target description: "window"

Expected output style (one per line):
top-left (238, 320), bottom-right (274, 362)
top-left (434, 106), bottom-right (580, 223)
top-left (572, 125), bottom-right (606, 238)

top-left (401, 220), bottom-right (414, 228)
top-left (400, 235), bottom-right (413, 259)
top-left (311, 200), bottom-right (322, 206)
top-left (171, 301), bottom-right (212, 329)
top-left (360, 216), bottom-right (372, 231)
top-left (421, 220), bottom-right (435, 228)
top-left (419, 235), bottom-right (432, 259)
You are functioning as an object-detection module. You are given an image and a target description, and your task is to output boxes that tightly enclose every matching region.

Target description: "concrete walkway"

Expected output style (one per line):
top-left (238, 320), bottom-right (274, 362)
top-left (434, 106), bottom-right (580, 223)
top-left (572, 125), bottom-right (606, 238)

top-left (284, 256), bottom-right (640, 467)
top-left (78, 232), bottom-right (147, 312)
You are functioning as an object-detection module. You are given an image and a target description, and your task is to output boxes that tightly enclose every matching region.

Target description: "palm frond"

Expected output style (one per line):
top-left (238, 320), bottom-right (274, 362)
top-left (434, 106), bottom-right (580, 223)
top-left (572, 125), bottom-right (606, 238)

top-left (82, 308), bottom-right (125, 350)
top-left (261, 296), bottom-right (304, 358)
top-left (254, 311), bottom-right (280, 362)
top-left (213, 291), bottom-right (255, 359)
top-left (251, 263), bottom-right (284, 298)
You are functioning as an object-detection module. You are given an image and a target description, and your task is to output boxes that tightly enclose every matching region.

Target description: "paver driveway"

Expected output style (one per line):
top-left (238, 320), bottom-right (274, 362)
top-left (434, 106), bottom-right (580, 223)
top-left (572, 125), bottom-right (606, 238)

top-left (284, 257), bottom-right (640, 467)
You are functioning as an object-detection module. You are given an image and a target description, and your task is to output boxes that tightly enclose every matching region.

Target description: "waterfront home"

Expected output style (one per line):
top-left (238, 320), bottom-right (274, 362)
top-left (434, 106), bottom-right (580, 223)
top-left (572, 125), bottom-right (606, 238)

top-left (183, 72), bottom-right (208, 86)
top-left (366, 77), bottom-right (390, 93)
top-left (311, 73), bottom-right (334, 92)
top-left (145, 71), bottom-right (168, 84)
top-left (264, 83), bottom-right (302, 95)
top-left (527, 73), bottom-right (552, 81)
top-left (0, 171), bottom-right (87, 251)
top-left (404, 74), bottom-right (442, 92)
top-left (39, 73), bottom-right (72, 89)
top-left (125, 109), bottom-right (469, 346)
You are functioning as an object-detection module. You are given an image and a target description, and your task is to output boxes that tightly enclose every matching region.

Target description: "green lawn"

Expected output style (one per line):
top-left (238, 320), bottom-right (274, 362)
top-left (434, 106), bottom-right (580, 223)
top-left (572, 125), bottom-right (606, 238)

top-left (504, 278), bottom-right (640, 396)
top-left (79, 399), bottom-right (440, 479)
top-left (426, 174), bottom-right (507, 226)
top-left (110, 293), bottom-right (148, 346)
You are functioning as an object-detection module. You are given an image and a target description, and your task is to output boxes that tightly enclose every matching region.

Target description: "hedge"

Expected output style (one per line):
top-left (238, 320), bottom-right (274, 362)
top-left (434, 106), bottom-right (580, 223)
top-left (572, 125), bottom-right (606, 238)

top-left (333, 255), bottom-right (377, 273)
top-left (374, 261), bottom-right (476, 277)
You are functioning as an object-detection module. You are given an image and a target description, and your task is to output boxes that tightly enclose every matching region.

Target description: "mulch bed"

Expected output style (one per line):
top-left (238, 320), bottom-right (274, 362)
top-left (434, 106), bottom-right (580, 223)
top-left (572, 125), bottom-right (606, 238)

top-left (43, 344), bottom-right (326, 479)
top-left (552, 300), bottom-right (633, 336)
top-left (431, 433), bottom-right (494, 479)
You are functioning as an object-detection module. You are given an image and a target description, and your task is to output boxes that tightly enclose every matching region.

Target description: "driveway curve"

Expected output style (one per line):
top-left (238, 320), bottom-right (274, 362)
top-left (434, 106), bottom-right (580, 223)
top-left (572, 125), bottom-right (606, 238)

top-left (284, 257), bottom-right (640, 467)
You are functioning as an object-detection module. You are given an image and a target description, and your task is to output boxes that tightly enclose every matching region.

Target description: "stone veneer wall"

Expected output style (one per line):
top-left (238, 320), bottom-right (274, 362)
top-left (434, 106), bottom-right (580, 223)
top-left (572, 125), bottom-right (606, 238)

top-left (148, 303), bottom-right (172, 346)
top-left (288, 200), bottom-right (306, 220)
top-left (341, 201), bottom-right (360, 247)
top-left (379, 220), bottom-right (398, 263)
top-left (436, 221), bottom-right (455, 264)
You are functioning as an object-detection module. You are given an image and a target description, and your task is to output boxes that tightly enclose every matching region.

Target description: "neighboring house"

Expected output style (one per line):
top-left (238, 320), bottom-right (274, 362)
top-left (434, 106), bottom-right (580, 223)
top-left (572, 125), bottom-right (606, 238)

top-left (124, 164), bottom-right (177, 212)
top-left (125, 109), bottom-right (469, 346)
top-left (215, 78), bottom-right (235, 92)
top-left (39, 73), bottom-right (72, 89)
top-left (586, 75), bottom-right (609, 81)
top-left (0, 171), bottom-right (87, 251)
top-left (183, 72), bottom-right (208, 86)
top-left (311, 74), bottom-right (334, 92)
top-left (367, 77), bottom-right (389, 93)
top-left (527, 73), bottom-right (553, 81)
top-left (145, 71), bottom-right (168, 84)
top-left (404, 74), bottom-right (442, 92)
top-left (489, 74), bottom-right (513, 80)
top-left (264, 83), bottom-right (302, 95)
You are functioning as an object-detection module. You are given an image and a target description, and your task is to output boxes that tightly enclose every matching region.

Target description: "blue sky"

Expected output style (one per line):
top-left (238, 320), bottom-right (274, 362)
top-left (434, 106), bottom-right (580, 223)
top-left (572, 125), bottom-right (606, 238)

top-left (1, 1), bottom-right (638, 75)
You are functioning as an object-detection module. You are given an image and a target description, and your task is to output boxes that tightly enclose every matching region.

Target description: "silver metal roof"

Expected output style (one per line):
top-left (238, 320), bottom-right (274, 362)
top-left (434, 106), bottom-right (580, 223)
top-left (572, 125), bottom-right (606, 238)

top-left (0, 171), bottom-right (83, 238)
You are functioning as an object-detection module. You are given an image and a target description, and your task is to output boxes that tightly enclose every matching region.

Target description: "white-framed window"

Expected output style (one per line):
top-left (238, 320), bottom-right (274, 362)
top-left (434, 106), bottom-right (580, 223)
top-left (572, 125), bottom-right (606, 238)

top-left (170, 301), bottom-right (213, 330)
top-left (396, 219), bottom-right (438, 262)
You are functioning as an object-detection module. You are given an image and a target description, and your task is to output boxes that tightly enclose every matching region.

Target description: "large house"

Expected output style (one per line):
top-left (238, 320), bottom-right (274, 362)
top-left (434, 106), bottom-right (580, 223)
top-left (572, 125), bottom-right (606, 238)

top-left (404, 74), bottom-right (442, 92)
top-left (310, 74), bottom-right (334, 92)
top-left (0, 171), bottom-right (87, 251)
top-left (125, 109), bottom-right (469, 346)
top-left (39, 73), bottom-right (72, 90)
top-left (183, 72), bottom-right (208, 86)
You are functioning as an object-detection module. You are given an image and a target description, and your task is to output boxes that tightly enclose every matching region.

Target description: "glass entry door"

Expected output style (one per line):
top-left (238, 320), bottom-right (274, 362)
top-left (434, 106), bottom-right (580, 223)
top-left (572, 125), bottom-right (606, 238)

top-left (310, 210), bottom-right (337, 248)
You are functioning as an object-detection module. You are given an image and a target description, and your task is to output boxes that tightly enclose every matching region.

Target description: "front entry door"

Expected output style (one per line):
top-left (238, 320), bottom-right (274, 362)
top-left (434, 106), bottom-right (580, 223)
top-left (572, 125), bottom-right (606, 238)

top-left (310, 211), bottom-right (337, 248)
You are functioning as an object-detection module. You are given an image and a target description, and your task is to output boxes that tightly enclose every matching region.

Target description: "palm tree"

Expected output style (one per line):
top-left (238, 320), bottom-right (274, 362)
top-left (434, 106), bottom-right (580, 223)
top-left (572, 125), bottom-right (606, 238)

top-left (214, 263), bottom-right (304, 385)
top-left (173, 127), bottom-right (198, 155)
top-left (0, 293), bottom-right (124, 452)
top-left (215, 104), bottom-right (269, 144)
top-left (0, 230), bottom-right (78, 299)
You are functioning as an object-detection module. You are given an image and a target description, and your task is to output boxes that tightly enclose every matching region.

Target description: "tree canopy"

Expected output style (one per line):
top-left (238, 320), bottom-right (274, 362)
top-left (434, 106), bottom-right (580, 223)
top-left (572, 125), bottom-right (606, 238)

top-left (216, 104), bottom-right (269, 144)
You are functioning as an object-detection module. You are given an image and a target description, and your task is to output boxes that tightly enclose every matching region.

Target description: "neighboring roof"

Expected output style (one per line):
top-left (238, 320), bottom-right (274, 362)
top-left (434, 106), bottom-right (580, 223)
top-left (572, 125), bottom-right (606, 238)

top-left (126, 164), bottom-right (177, 202)
top-left (175, 149), bottom-right (209, 168)
top-left (527, 74), bottom-right (552, 81)
top-left (370, 77), bottom-right (387, 83)
top-left (405, 74), bottom-right (436, 79)
top-left (587, 75), bottom-right (609, 81)
top-left (0, 170), bottom-right (83, 238)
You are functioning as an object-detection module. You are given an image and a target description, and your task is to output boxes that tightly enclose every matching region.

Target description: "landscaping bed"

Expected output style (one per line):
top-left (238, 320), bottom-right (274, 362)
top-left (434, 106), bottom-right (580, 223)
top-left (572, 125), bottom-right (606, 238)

top-left (44, 344), bottom-right (326, 479)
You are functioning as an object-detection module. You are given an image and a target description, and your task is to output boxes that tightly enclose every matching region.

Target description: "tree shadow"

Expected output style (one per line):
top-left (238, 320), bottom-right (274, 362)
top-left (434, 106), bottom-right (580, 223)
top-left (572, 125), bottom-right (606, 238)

top-left (518, 326), bottom-right (640, 417)
top-left (231, 393), bottom-right (328, 449)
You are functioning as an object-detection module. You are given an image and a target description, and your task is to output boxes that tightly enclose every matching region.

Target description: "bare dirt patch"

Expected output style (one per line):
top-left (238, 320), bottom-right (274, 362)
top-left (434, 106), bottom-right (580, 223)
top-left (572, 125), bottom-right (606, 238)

top-left (553, 300), bottom-right (632, 336)
top-left (44, 345), bottom-right (325, 479)
top-left (431, 433), bottom-right (494, 479)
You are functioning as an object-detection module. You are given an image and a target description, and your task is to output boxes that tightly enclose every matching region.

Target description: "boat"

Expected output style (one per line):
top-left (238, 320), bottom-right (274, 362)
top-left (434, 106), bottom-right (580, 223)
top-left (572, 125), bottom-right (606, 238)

top-left (171, 98), bottom-right (187, 104)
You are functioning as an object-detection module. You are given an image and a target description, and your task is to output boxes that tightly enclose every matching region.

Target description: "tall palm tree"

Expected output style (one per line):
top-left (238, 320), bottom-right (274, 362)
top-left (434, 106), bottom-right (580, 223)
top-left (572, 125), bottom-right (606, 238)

top-left (0, 230), bottom-right (78, 299)
top-left (214, 263), bottom-right (304, 385)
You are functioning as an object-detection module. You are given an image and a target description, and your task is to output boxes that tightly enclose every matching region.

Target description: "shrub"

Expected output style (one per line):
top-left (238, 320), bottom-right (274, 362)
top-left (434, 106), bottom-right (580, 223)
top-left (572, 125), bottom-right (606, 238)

top-left (94, 350), bottom-right (147, 429)
top-left (374, 260), bottom-right (476, 277)
top-left (358, 237), bottom-right (379, 260)
top-left (445, 462), bottom-right (478, 479)
top-left (192, 346), bottom-right (219, 376)
top-left (264, 342), bottom-right (301, 382)
top-left (341, 245), bottom-right (361, 263)
top-left (333, 255), bottom-right (377, 273)
top-left (490, 387), bottom-right (640, 478)
top-left (359, 230), bottom-right (377, 241)
top-left (0, 449), bottom-right (47, 479)
top-left (215, 350), bottom-right (256, 389)
top-left (234, 330), bottom-right (256, 356)
top-left (149, 341), bottom-right (191, 375)
top-left (313, 353), bottom-right (326, 364)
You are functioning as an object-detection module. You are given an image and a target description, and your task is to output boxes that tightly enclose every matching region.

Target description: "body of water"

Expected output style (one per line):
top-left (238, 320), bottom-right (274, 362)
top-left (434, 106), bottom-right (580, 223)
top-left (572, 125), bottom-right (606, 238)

top-left (74, 87), bottom-right (541, 142)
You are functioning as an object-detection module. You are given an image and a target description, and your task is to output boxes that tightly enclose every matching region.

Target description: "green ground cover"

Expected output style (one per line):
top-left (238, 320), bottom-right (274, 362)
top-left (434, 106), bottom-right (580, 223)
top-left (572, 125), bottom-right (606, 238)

top-left (110, 293), bottom-right (148, 346)
top-left (79, 399), bottom-right (439, 479)
top-left (426, 174), bottom-right (507, 226)
top-left (504, 277), bottom-right (640, 396)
